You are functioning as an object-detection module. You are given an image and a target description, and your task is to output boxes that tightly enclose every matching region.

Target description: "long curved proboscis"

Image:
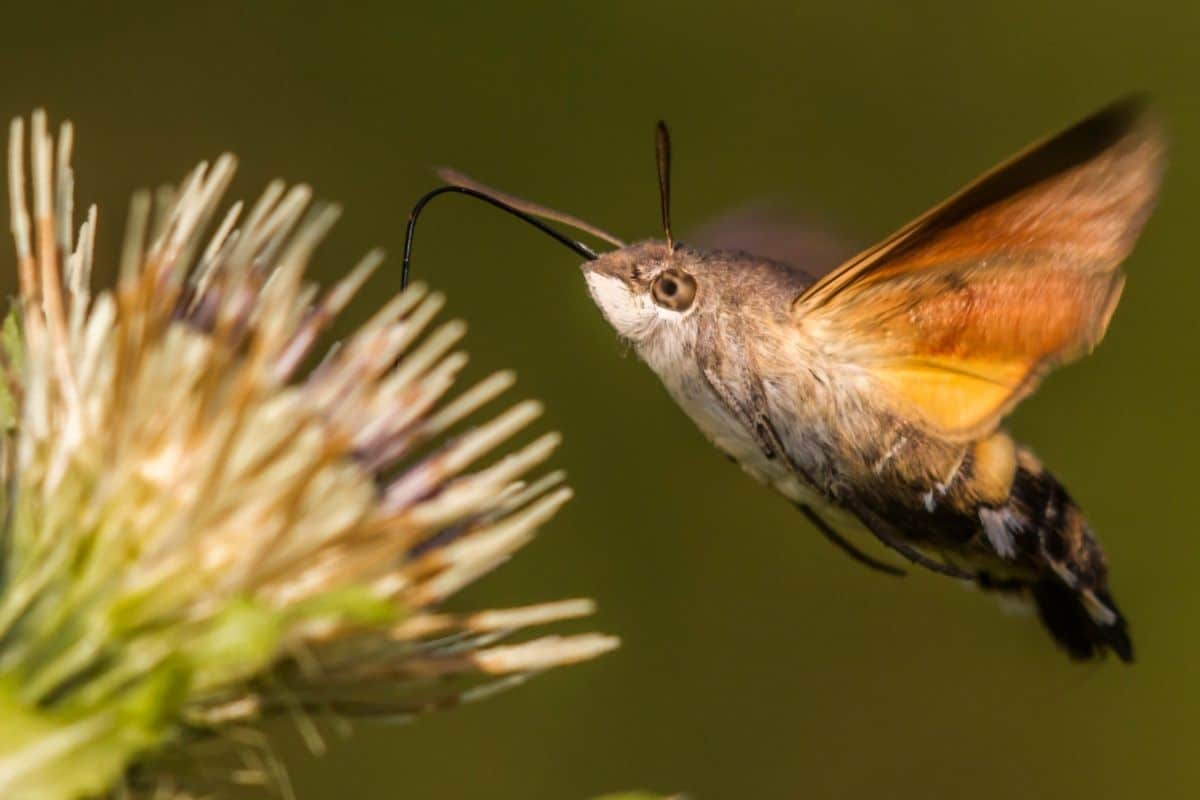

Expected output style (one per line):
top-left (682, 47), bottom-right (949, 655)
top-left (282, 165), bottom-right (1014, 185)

top-left (437, 168), bottom-right (626, 249)
top-left (401, 185), bottom-right (599, 290)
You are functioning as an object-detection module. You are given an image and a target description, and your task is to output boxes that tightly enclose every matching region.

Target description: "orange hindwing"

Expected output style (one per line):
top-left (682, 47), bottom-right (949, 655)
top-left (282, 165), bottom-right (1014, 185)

top-left (794, 97), bottom-right (1165, 440)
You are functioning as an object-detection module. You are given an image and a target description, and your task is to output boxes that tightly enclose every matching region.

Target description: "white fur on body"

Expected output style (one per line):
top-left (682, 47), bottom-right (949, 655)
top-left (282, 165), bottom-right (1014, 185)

top-left (585, 272), bottom-right (847, 517)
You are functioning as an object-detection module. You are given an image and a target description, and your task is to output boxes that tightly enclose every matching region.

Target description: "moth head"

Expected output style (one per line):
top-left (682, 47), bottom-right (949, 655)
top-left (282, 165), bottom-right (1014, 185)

top-left (580, 240), bottom-right (703, 344)
top-left (578, 120), bottom-right (709, 346)
top-left (401, 120), bottom-right (713, 354)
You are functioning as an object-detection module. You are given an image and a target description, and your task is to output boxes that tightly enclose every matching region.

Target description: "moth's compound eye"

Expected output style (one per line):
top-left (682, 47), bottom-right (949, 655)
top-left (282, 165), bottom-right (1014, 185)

top-left (651, 269), bottom-right (697, 311)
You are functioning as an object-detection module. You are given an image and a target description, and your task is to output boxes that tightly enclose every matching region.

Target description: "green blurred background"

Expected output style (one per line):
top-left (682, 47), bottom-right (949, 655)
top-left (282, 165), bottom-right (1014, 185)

top-left (2, 2), bottom-right (1198, 797)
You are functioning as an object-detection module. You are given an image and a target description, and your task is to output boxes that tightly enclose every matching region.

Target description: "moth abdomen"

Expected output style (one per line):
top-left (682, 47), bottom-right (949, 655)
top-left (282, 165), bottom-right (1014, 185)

top-left (975, 451), bottom-right (1132, 661)
top-left (873, 433), bottom-right (1132, 661)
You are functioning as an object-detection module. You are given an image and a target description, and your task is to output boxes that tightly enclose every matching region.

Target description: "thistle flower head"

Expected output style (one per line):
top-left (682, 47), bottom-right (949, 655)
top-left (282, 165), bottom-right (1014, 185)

top-left (0, 112), bottom-right (615, 800)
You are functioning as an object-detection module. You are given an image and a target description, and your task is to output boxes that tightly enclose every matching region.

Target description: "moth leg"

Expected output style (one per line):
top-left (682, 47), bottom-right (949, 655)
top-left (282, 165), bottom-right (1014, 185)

top-left (699, 362), bottom-right (909, 579)
top-left (849, 502), bottom-right (976, 581)
top-left (698, 360), bottom-right (936, 580)
top-left (796, 504), bottom-right (906, 577)
top-left (699, 364), bottom-right (802, 473)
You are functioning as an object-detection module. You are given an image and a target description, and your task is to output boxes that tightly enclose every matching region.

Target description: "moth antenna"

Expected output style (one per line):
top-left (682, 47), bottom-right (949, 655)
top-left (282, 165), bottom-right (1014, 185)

top-left (655, 120), bottom-right (674, 252)
top-left (401, 185), bottom-right (598, 290)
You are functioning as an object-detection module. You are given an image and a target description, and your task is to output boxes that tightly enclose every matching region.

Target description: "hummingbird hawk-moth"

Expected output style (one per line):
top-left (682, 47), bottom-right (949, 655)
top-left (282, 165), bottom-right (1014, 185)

top-left (402, 97), bottom-right (1164, 662)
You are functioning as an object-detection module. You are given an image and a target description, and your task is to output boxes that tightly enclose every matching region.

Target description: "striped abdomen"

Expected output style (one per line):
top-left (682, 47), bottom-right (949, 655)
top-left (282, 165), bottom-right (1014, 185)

top-left (978, 448), bottom-right (1131, 661)
top-left (923, 434), bottom-right (1133, 662)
